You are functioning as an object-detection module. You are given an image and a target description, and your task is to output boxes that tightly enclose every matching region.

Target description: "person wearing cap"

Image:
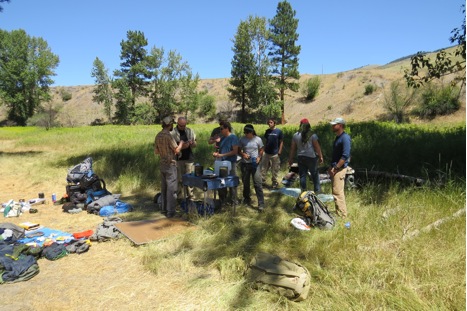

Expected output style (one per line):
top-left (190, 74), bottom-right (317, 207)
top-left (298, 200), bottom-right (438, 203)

top-left (328, 117), bottom-right (351, 218)
top-left (261, 118), bottom-right (284, 189)
top-left (239, 124), bottom-right (265, 211)
top-left (154, 116), bottom-right (184, 218)
top-left (171, 117), bottom-right (197, 201)
top-left (288, 118), bottom-right (324, 193)
top-left (212, 121), bottom-right (239, 205)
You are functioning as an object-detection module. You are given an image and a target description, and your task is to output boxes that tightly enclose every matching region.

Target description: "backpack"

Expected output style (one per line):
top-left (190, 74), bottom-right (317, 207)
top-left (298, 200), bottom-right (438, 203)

top-left (66, 157), bottom-right (93, 184)
top-left (294, 191), bottom-right (335, 230)
top-left (246, 252), bottom-right (311, 301)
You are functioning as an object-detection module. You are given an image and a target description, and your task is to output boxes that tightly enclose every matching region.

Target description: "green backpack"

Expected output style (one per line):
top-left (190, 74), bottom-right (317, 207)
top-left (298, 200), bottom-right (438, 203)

top-left (246, 252), bottom-right (311, 301)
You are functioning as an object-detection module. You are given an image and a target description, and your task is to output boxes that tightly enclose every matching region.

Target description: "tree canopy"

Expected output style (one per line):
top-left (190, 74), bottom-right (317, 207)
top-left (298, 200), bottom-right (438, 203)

top-left (0, 29), bottom-right (59, 125)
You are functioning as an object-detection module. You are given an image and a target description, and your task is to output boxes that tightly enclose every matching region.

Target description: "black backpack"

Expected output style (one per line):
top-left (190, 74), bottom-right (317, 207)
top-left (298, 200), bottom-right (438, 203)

top-left (294, 191), bottom-right (335, 230)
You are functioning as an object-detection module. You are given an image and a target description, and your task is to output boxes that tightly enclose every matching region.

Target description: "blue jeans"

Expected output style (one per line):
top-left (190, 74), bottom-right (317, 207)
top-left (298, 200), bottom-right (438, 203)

top-left (298, 156), bottom-right (320, 192)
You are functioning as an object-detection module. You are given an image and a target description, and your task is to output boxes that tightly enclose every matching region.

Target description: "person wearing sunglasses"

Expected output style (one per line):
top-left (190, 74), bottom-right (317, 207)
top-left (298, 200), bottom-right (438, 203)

top-left (212, 121), bottom-right (239, 205)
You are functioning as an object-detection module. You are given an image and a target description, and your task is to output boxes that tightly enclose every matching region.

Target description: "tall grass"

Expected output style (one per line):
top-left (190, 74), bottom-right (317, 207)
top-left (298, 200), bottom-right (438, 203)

top-left (1, 123), bottom-right (465, 310)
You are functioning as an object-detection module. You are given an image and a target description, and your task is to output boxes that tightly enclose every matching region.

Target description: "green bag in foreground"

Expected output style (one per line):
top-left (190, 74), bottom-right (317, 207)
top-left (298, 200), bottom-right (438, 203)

top-left (246, 252), bottom-right (311, 301)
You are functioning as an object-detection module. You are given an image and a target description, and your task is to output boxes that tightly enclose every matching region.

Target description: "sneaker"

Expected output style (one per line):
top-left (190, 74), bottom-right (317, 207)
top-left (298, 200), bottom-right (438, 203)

top-left (258, 205), bottom-right (264, 212)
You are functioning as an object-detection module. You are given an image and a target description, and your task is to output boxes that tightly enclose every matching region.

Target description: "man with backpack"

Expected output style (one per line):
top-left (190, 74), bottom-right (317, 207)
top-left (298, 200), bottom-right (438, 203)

top-left (154, 116), bottom-right (184, 218)
top-left (328, 117), bottom-right (351, 218)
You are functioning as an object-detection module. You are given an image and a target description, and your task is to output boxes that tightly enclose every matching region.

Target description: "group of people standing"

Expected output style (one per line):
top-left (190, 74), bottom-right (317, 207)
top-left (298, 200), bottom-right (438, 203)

top-left (154, 116), bottom-right (351, 219)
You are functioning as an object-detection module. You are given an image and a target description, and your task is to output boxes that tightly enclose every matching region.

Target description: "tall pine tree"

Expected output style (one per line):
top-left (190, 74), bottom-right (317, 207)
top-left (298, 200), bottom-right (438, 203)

top-left (269, 0), bottom-right (301, 124)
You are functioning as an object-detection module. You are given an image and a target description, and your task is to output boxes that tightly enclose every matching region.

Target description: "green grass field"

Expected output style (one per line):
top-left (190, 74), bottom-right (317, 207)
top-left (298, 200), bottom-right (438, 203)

top-left (0, 123), bottom-right (465, 310)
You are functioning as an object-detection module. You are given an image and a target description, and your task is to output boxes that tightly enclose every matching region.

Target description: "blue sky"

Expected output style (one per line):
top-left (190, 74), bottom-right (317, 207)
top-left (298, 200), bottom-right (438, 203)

top-left (0, 0), bottom-right (463, 86)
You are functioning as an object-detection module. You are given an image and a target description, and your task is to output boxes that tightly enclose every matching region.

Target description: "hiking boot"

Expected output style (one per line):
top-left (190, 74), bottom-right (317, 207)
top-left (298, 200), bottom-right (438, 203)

top-left (242, 198), bottom-right (252, 205)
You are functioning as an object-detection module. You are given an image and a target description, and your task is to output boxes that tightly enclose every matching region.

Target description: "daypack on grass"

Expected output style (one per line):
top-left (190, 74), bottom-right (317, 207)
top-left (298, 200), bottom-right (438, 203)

top-left (66, 157), bottom-right (93, 184)
top-left (294, 191), bottom-right (335, 230)
top-left (246, 252), bottom-right (311, 301)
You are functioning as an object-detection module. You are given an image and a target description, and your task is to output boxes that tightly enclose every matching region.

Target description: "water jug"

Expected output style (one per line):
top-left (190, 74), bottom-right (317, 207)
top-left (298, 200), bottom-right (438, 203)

top-left (214, 160), bottom-right (231, 176)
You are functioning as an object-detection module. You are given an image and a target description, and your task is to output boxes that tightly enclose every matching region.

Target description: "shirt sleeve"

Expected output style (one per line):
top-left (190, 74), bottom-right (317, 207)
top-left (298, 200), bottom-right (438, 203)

top-left (341, 134), bottom-right (351, 161)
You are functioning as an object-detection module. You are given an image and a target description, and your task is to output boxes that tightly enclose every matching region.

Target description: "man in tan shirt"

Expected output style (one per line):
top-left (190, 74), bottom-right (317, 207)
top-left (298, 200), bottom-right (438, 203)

top-left (154, 116), bottom-right (183, 218)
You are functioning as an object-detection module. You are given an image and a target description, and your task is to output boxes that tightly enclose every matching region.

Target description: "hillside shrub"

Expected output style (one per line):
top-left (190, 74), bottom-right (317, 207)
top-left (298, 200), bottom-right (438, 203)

top-left (301, 76), bottom-right (320, 101)
top-left (60, 89), bottom-right (72, 102)
top-left (364, 84), bottom-right (376, 95)
top-left (413, 83), bottom-right (461, 119)
top-left (383, 81), bottom-right (417, 123)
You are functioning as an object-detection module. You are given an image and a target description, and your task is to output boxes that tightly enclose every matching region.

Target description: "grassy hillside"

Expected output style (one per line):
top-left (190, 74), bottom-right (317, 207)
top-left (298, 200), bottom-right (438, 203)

top-left (2, 47), bottom-right (465, 126)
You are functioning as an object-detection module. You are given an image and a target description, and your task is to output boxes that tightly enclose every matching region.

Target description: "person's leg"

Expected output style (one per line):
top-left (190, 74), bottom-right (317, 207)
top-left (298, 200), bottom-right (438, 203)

top-left (309, 157), bottom-right (321, 193)
top-left (253, 167), bottom-right (264, 208)
top-left (241, 163), bottom-right (251, 203)
top-left (260, 153), bottom-right (271, 184)
top-left (229, 161), bottom-right (238, 204)
top-left (175, 161), bottom-right (184, 200)
top-left (184, 161), bottom-right (194, 199)
top-left (166, 164), bottom-right (178, 217)
top-left (270, 154), bottom-right (281, 186)
top-left (331, 169), bottom-right (347, 217)
top-left (297, 156), bottom-right (308, 191)
top-left (160, 169), bottom-right (167, 215)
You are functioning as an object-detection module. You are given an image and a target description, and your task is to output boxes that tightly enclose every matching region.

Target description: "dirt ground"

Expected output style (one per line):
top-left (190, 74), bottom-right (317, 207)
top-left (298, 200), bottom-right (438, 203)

top-left (0, 163), bottom-right (208, 311)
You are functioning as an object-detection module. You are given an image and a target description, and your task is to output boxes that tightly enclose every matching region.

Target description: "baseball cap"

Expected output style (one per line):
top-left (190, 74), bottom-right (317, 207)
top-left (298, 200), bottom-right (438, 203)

top-left (300, 118), bottom-right (309, 124)
top-left (330, 117), bottom-right (346, 125)
top-left (162, 116), bottom-right (174, 125)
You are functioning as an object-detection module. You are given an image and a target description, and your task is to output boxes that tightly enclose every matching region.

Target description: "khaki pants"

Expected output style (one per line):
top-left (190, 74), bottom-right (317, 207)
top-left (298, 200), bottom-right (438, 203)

top-left (261, 153), bottom-right (280, 185)
top-left (331, 168), bottom-right (347, 217)
top-left (176, 160), bottom-right (194, 200)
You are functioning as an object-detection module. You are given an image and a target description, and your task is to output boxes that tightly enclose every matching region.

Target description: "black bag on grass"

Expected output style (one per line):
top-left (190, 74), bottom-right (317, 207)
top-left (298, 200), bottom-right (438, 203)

top-left (294, 191), bottom-right (335, 230)
top-left (66, 157), bottom-right (93, 184)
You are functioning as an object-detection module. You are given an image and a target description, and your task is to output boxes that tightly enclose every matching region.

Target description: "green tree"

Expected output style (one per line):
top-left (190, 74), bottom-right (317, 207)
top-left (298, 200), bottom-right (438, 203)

top-left (113, 30), bottom-right (149, 123)
top-left (0, 29), bottom-right (59, 125)
top-left (268, 0), bottom-right (301, 124)
top-left (229, 16), bottom-right (275, 123)
top-left (228, 19), bottom-right (255, 123)
top-left (404, 5), bottom-right (465, 92)
top-left (147, 46), bottom-right (197, 121)
top-left (0, 0), bottom-right (10, 13)
top-left (91, 57), bottom-right (114, 122)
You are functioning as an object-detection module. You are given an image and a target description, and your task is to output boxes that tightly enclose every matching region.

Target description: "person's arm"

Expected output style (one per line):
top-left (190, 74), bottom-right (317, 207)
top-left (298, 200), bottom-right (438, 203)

top-left (278, 139), bottom-right (284, 156)
top-left (288, 139), bottom-right (296, 167)
top-left (312, 139), bottom-right (324, 164)
top-left (220, 144), bottom-right (238, 158)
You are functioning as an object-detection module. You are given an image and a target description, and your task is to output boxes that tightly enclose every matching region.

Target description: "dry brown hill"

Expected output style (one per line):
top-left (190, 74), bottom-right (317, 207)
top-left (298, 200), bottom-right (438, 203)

top-left (6, 49), bottom-right (467, 126)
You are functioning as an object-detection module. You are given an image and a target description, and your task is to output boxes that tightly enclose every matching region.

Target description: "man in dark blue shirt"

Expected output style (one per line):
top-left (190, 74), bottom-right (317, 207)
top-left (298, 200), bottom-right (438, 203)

top-left (260, 118), bottom-right (283, 188)
top-left (328, 117), bottom-right (351, 218)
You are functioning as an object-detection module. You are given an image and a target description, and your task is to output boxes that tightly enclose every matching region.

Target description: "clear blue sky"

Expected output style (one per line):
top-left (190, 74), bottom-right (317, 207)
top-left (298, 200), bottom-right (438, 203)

top-left (0, 0), bottom-right (463, 86)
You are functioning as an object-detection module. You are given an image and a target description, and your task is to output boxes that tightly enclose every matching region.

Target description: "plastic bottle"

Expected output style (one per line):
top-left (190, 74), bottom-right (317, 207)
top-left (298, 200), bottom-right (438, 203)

top-left (52, 193), bottom-right (57, 203)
